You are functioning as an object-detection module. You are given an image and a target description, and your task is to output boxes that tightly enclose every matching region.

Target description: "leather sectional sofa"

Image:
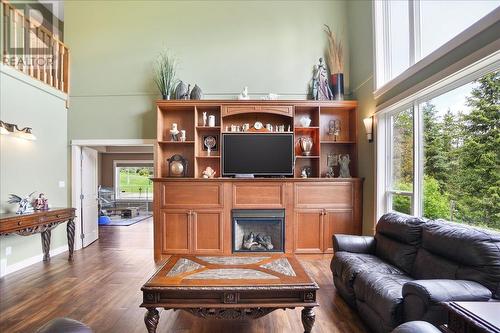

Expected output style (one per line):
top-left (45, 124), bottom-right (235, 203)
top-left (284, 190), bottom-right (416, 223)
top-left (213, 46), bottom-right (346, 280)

top-left (330, 212), bottom-right (500, 333)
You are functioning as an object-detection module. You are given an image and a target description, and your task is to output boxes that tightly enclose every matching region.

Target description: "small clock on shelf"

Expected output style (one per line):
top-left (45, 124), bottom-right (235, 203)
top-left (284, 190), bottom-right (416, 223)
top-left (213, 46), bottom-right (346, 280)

top-left (253, 121), bottom-right (263, 130)
top-left (167, 154), bottom-right (188, 177)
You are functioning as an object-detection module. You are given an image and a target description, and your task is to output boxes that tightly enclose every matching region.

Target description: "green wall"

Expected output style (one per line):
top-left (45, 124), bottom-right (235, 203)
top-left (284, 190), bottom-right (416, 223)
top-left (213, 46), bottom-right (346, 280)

top-left (346, 0), bottom-right (376, 234)
top-left (65, 0), bottom-right (350, 140)
top-left (0, 67), bottom-right (69, 276)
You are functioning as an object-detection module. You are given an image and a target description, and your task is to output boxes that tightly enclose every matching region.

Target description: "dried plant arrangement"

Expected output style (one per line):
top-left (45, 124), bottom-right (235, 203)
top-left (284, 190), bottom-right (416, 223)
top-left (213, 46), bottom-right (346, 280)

top-left (154, 49), bottom-right (178, 100)
top-left (324, 24), bottom-right (344, 74)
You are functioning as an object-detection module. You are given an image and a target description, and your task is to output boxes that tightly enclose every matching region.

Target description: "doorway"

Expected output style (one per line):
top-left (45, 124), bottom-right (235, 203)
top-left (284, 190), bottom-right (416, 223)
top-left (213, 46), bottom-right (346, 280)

top-left (71, 139), bottom-right (155, 251)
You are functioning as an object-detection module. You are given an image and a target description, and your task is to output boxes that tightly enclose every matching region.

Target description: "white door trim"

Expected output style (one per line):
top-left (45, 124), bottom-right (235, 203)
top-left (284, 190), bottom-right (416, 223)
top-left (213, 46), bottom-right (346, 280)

top-left (70, 139), bottom-right (156, 252)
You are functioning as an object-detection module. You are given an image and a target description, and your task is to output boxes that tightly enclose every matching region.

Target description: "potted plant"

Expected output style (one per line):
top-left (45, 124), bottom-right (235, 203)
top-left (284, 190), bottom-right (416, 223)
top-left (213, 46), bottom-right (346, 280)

top-left (324, 25), bottom-right (344, 100)
top-left (153, 50), bottom-right (178, 100)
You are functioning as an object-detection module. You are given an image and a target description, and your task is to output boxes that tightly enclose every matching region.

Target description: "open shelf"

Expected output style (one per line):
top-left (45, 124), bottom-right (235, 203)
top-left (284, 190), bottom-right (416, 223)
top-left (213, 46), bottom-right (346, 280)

top-left (196, 155), bottom-right (220, 159)
top-left (196, 126), bottom-right (221, 130)
top-left (320, 140), bottom-right (356, 144)
top-left (156, 101), bottom-right (357, 179)
top-left (159, 140), bottom-right (195, 144)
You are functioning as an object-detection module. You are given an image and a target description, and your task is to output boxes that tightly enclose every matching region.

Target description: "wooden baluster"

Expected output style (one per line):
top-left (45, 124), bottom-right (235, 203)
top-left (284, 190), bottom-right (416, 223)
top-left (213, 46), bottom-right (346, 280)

top-left (38, 30), bottom-right (43, 82)
top-left (63, 47), bottom-right (70, 94)
top-left (59, 46), bottom-right (64, 90)
top-left (27, 17), bottom-right (33, 77)
top-left (43, 33), bottom-right (49, 84)
top-left (53, 41), bottom-right (59, 89)
top-left (3, 3), bottom-right (9, 62)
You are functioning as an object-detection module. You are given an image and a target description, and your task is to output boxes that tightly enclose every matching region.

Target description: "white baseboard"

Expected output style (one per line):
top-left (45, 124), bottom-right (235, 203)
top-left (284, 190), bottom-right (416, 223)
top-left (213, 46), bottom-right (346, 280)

top-left (0, 245), bottom-right (69, 278)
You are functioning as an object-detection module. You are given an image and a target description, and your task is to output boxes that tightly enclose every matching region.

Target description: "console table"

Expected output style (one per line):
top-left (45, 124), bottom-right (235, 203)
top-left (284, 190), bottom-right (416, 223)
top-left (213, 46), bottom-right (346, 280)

top-left (442, 301), bottom-right (500, 333)
top-left (0, 208), bottom-right (76, 261)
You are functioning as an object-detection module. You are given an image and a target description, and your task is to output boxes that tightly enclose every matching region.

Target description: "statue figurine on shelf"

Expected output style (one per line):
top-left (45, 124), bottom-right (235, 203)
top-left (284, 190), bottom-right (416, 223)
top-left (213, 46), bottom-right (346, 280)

top-left (315, 58), bottom-right (333, 100)
top-left (202, 166), bottom-right (216, 179)
top-left (338, 154), bottom-right (351, 178)
top-left (174, 81), bottom-right (190, 100)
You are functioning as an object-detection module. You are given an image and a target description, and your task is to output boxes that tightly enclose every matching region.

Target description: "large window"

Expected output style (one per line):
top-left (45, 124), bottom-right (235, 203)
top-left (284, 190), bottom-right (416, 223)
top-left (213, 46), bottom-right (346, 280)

top-left (114, 162), bottom-right (153, 201)
top-left (374, 0), bottom-right (499, 89)
top-left (380, 70), bottom-right (499, 231)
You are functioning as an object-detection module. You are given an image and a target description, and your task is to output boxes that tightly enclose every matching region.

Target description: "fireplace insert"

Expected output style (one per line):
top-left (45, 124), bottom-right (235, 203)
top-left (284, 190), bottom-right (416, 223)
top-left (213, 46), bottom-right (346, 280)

top-left (232, 209), bottom-right (285, 253)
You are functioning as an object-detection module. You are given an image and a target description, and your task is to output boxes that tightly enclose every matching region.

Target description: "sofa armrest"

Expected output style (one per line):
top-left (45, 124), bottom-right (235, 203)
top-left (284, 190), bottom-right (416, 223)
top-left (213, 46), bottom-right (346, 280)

top-left (332, 234), bottom-right (375, 253)
top-left (403, 280), bottom-right (492, 304)
top-left (402, 280), bottom-right (492, 324)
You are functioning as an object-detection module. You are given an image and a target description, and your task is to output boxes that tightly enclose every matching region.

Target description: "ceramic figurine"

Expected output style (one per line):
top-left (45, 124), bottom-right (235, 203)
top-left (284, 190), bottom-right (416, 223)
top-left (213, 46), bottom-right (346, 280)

top-left (179, 130), bottom-right (186, 142)
top-left (301, 169), bottom-right (308, 178)
top-left (202, 112), bottom-right (207, 126)
top-left (8, 192), bottom-right (36, 214)
top-left (202, 166), bottom-right (216, 179)
top-left (174, 81), bottom-right (190, 100)
top-left (238, 86), bottom-right (250, 100)
top-left (33, 193), bottom-right (49, 210)
top-left (169, 123), bottom-right (179, 141)
top-left (190, 84), bottom-right (203, 100)
top-left (339, 154), bottom-right (351, 178)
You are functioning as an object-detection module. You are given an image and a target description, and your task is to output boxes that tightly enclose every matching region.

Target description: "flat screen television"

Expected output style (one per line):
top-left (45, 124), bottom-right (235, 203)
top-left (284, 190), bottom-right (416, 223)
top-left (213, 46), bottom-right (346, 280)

top-left (222, 133), bottom-right (294, 177)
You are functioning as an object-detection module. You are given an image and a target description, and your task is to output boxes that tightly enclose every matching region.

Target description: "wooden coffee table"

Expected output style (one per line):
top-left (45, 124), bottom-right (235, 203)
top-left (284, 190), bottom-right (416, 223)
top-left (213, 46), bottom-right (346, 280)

top-left (140, 254), bottom-right (319, 333)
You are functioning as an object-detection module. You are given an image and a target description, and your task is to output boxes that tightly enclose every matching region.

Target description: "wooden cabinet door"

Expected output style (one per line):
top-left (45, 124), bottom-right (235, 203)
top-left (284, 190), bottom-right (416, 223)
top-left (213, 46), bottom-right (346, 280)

top-left (294, 210), bottom-right (323, 253)
top-left (192, 210), bottom-right (224, 254)
top-left (160, 210), bottom-right (190, 254)
top-left (323, 209), bottom-right (354, 253)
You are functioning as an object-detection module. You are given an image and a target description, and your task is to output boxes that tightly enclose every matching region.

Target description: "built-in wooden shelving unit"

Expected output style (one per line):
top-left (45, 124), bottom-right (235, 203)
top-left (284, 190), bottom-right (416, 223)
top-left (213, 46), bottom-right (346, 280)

top-left (156, 100), bottom-right (358, 179)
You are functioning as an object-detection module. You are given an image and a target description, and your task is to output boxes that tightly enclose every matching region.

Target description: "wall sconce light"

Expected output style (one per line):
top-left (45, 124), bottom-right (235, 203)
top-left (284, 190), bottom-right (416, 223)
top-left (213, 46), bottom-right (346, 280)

top-left (363, 116), bottom-right (373, 142)
top-left (0, 120), bottom-right (37, 140)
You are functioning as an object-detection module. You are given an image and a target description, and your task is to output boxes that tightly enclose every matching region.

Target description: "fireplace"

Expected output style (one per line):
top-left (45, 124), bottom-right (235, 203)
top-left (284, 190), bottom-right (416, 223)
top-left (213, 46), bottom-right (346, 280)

top-left (232, 209), bottom-right (284, 253)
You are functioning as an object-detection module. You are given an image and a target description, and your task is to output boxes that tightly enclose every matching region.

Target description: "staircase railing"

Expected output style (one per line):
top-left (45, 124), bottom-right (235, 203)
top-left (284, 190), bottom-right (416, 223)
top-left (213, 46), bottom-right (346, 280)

top-left (2, 0), bottom-right (70, 94)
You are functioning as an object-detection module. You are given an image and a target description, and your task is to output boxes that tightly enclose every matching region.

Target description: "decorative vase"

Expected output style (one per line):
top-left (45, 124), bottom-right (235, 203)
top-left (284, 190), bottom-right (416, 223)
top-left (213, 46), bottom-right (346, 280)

top-left (299, 137), bottom-right (313, 156)
top-left (331, 73), bottom-right (344, 101)
top-left (162, 94), bottom-right (170, 100)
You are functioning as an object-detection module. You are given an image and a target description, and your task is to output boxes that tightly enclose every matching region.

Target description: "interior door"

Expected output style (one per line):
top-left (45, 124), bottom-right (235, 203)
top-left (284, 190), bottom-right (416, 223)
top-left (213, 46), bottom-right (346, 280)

top-left (81, 147), bottom-right (99, 247)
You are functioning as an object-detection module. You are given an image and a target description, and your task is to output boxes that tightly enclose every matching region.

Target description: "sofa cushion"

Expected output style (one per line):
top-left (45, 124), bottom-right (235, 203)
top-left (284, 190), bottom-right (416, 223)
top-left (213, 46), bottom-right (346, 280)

top-left (354, 272), bottom-right (414, 330)
top-left (419, 221), bottom-right (500, 298)
top-left (412, 248), bottom-right (458, 280)
top-left (376, 212), bottom-right (426, 245)
top-left (375, 213), bottom-right (426, 274)
top-left (332, 252), bottom-right (405, 289)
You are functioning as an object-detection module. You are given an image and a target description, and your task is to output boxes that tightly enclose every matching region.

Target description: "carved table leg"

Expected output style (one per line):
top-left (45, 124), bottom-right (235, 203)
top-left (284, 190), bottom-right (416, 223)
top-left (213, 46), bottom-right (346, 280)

top-left (301, 307), bottom-right (315, 333)
top-left (144, 307), bottom-right (159, 333)
top-left (41, 229), bottom-right (51, 262)
top-left (67, 218), bottom-right (75, 261)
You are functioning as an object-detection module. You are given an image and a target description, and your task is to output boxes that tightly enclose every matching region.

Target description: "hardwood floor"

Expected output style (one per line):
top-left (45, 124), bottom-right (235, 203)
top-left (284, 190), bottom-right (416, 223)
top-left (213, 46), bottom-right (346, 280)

top-left (0, 218), bottom-right (367, 333)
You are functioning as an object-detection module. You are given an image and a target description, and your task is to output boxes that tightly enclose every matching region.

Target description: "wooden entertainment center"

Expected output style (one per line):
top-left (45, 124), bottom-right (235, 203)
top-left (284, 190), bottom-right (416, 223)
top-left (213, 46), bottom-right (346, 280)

top-left (153, 100), bottom-right (363, 261)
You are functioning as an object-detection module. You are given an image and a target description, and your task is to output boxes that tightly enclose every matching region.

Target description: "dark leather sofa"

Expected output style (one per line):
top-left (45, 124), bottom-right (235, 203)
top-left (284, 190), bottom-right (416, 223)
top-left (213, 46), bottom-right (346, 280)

top-left (331, 212), bottom-right (500, 333)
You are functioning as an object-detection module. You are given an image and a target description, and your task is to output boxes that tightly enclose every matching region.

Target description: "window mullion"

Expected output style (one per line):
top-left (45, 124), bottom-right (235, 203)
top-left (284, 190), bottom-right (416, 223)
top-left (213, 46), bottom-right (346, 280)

top-left (383, 0), bottom-right (392, 83)
top-left (412, 103), bottom-right (423, 217)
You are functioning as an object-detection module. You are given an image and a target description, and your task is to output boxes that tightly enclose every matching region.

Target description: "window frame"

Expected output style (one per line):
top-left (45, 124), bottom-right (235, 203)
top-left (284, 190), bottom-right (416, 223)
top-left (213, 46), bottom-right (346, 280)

top-left (113, 160), bottom-right (154, 201)
top-left (375, 54), bottom-right (500, 221)
top-left (373, 1), bottom-right (500, 98)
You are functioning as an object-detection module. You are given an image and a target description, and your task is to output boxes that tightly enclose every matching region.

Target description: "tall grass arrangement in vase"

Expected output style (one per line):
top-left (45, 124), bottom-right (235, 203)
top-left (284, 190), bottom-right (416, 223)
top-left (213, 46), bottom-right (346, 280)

top-left (324, 24), bottom-right (345, 100)
top-left (154, 50), bottom-right (178, 100)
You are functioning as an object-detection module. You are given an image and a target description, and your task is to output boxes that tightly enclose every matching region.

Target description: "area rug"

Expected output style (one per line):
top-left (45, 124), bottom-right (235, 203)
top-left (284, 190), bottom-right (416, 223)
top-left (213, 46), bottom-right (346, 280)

top-left (100, 214), bottom-right (152, 226)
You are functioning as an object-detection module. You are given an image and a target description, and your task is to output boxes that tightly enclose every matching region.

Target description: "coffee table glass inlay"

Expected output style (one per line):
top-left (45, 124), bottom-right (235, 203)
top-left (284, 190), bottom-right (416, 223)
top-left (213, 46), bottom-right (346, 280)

top-left (141, 254), bottom-right (319, 333)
